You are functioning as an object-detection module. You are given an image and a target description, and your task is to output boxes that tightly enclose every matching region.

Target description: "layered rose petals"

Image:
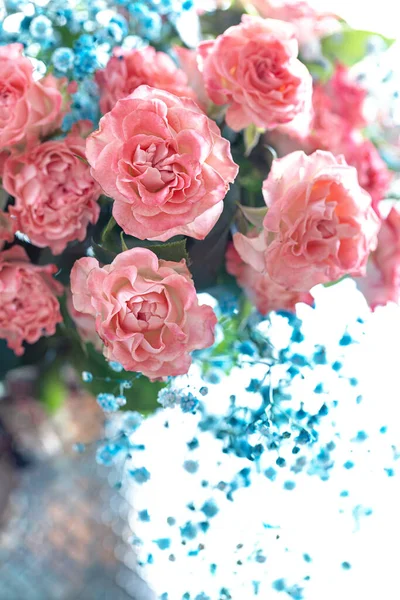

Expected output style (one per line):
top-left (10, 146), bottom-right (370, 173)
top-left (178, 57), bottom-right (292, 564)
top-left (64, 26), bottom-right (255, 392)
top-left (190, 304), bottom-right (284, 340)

top-left (70, 248), bottom-right (217, 378)
top-left (96, 45), bottom-right (198, 114)
top-left (226, 241), bottom-right (313, 314)
top-left (3, 126), bottom-right (101, 255)
top-left (234, 151), bottom-right (380, 292)
top-left (0, 246), bottom-right (63, 355)
top-left (198, 15), bottom-right (312, 131)
top-left (86, 85), bottom-right (238, 241)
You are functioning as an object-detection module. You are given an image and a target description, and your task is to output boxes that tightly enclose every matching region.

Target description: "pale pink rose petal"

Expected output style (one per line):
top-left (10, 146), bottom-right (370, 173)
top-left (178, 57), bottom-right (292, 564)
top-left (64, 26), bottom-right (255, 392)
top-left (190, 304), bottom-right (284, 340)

top-left (70, 248), bottom-right (217, 378)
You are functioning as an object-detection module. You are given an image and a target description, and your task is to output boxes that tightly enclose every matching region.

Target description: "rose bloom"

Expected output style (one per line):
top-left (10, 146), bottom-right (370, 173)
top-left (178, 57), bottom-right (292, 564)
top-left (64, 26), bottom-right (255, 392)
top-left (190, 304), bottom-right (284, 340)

top-left (3, 125), bottom-right (101, 255)
top-left (86, 85), bottom-right (238, 241)
top-left (0, 44), bottom-right (74, 149)
top-left (0, 211), bottom-right (15, 251)
top-left (96, 46), bottom-right (197, 114)
top-left (198, 15), bottom-right (312, 131)
top-left (234, 151), bottom-right (380, 292)
top-left (174, 46), bottom-right (210, 111)
top-left (226, 241), bottom-right (313, 314)
top-left (342, 138), bottom-right (392, 214)
top-left (66, 292), bottom-right (103, 351)
top-left (358, 206), bottom-right (400, 309)
top-left (70, 248), bottom-right (217, 378)
top-left (249, 0), bottom-right (340, 45)
top-left (0, 246), bottom-right (63, 356)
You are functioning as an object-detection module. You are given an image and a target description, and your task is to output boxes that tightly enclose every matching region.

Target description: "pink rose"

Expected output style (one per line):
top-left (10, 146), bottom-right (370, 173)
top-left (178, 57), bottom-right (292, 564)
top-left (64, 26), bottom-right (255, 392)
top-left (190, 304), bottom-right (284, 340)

top-left (0, 210), bottom-right (15, 251)
top-left (3, 127), bottom-right (101, 255)
top-left (226, 241), bottom-right (313, 314)
top-left (66, 292), bottom-right (103, 351)
top-left (0, 44), bottom-right (74, 149)
top-left (86, 85), bottom-right (238, 241)
top-left (329, 64), bottom-right (368, 130)
top-left (358, 207), bottom-right (400, 309)
top-left (95, 46), bottom-right (197, 115)
top-left (197, 15), bottom-right (312, 131)
top-left (0, 246), bottom-right (63, 355)
top-left (342, 138), bottom-right (391, 214)
top-left (70, 248), bottom-right (217, 378)
top-left (234, 151), bottom-right (380, 291)
top-left (174, 46), bottom-right (210, 111)
top-left (249, 0), bottom-right (340, 46)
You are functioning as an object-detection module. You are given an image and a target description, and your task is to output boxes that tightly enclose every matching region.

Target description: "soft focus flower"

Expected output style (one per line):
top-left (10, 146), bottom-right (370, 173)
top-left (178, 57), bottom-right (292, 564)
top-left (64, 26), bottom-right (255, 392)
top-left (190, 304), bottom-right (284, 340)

top-left (66, 291), bottom-right (103, 351)
top-left (329, 64), bottom-right (368, 130)
top-left (0, 44), bottom-right (74, 149)
top-left (198, 15), bottom-right (312, 131)
top-left (70, 248), bottom-right (217, 378)
top-left (358, 206), bottom-right (400, 309)
top-left (234, 151), bottom-right (380, 291)
top-left (0, 44), bottom-right (36, 149)
top-left (86, 85), bottom-right (238, 241)
top-left (342, 138), bottom-right (392, 214)
top-left (0, 210), bottom-right (15, 251)
top-left (3, 126), bottom-right (101, 255)
top-left (226, 241), bottom-right (313, 314)
top-left (248, 0), bottom-right (340, 45)
top-left (0, 246), bottom-right (63, 355)
top-left (95, 46), bottom-right (197, 114)
top-left (174, 46), bottom-right (210, 110)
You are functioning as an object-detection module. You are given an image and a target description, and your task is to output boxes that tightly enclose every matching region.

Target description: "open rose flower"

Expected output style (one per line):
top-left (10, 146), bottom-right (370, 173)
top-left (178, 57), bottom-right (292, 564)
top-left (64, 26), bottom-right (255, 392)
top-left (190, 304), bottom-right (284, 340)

top-left (0, 246), bottom-right (63, 355)
top-left (3, 126), bottom-right (101, 255)
top-left (197, 15), bottom-right (312, 131)
top-left (234, 151), bottom-right (380, 292)
top-left (358, 206), bottom-right (400, 309)
top-left (248, 0), bottom-right (340, 46)
top-left (0, 210), bottom-right (15, 251)
top-left (86, 85), bottom-right (238, 241)
top-left (342, 138), bottom-right (391, 214)
top-left (226, 241), bottom-right (313, 314)
top-left (96, 46), bottom-right (197, 114)
top-left (174, 46), bottom-right (210, 111)
top-left (0, 44), bottom-right (74, 149)
top-left (70, 248), bottom-right (217, 378)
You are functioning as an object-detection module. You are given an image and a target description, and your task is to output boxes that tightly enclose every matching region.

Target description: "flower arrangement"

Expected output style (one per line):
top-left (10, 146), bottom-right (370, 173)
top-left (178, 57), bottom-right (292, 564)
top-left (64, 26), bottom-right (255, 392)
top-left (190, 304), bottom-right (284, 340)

top-left (0, 0), bottom-right (398, 413)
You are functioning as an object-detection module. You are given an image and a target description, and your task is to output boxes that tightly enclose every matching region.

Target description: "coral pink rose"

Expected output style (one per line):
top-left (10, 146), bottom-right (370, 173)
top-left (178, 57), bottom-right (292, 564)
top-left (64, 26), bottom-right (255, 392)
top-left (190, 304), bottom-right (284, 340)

top-left (197, 15), bottom-right (312, 131)
top-left (86, 85), bottom-right (238, 241)
top-left (66, 292), bottom-right (103, 351)
top-left (329, 64), bottom-right (368, 130)
top-left (95, 46), bottom-right (197, 115)
top-left (226, 241), bottom-right (313, 314)
top-left (249, 0), bottom-right (340, 45)
top-left (358, 206), bottom-right (400, 309)
top-left (3, 126), bottom-right (101, 255)
top-left (234, 151), bottom-right (380, 291)
top-left (0, 44), bottom-right (74, 149)
top-left (0, 210), bottom-right (15, 251)
top-left (342, 138), bottom-right (391, 214)
top-left (70, 248), bottom-right (217, 378)
top-left (0, 246), bottom-right (63, 355)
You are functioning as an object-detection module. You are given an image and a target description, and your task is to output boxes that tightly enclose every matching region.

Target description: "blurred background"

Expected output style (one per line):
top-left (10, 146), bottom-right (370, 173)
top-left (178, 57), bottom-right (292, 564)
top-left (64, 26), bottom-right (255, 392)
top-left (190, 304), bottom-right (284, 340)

top-left (1, 1), bottom-right (400, 599)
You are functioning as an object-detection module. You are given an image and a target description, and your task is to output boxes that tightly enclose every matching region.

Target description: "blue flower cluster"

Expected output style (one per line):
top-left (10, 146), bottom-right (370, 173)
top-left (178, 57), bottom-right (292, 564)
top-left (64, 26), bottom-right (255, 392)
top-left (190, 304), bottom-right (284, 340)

top-left (0, 0), bottom-right (196, 128)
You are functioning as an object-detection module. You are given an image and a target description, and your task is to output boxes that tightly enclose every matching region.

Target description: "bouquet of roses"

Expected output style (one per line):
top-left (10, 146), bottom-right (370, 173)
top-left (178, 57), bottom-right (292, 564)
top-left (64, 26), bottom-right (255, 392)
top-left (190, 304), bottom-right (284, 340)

top-left (0, 0), bottom-right (397, 412)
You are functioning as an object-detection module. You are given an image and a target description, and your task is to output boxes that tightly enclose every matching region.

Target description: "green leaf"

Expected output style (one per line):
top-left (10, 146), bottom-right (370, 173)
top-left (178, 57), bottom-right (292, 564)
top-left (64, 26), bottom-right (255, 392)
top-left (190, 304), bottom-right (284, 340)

top-left (238, 204), bottom-right (267, 228)
top-left (244, 124), bottom-right (263, 157)
top-left (101, 215), bottom-right (117, 244)
top-left (90, 238), bottom-right (117, 264)
top-left (321, 29), bottom-right (395, 67)
top-left (145, 238), bottom-right (189, 263)
top-left (38, 367), bottom-right (67, 415)
top-left (303, 58), bottom-right (334, 84)
top-left (120, 231), bottom-right (129, 252)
